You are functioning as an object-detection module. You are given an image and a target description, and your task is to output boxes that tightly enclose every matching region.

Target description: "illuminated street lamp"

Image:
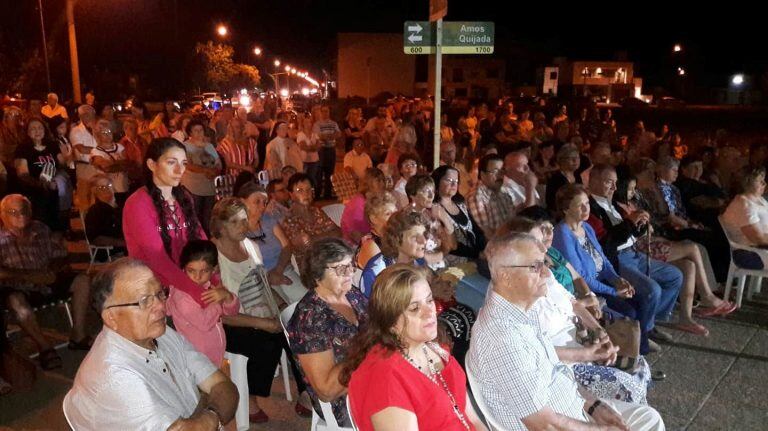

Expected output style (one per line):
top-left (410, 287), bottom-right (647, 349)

top-left (274, 59), bottom-right (281, 67)
top-left (677, 67), bottom-right (686, 76)
top-left (673, 44), bottom-right (682, 53)
top-left (253, 47), bottom-right (262, 56)
top-left (291, 68), bottom-right (297, 74)
top-left (216, 24), bottom-right (228, 37)
top-left (732, 74), bottom-right (744, 86)
top-left (285, 65), bottom-right (291, 72)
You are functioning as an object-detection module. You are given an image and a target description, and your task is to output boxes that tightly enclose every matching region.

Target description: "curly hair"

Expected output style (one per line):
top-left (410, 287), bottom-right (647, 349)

top-left (364, 191), bottom-right (398, 225)
top-left (380, 209), bottom-right (429, 259)
top-left (339, 264), bottom-right (429, 386)
top-left (144, 138), bottom-right (201, 256)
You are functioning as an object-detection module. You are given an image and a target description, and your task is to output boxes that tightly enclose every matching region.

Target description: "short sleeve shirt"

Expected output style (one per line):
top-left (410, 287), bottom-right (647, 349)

top-left (723, 194), bottom-right (768, 245)
top-left (287, 288), bottom-right (368, 424)
top-left (64, 326), bottom-right (217, 431)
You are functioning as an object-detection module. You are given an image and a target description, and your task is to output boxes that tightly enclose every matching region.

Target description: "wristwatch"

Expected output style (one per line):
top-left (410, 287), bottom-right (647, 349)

top-left (587, 399), bottom-right (602, 416)
top-left (205, 407), bottom-right (224, 431)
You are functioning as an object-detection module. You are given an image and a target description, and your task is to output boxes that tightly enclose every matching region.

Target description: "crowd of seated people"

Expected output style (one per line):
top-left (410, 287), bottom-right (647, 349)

top-left (2, 93), bottom-right (765, 431)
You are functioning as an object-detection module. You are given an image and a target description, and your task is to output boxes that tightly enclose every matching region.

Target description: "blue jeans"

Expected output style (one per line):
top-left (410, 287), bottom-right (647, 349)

top-left (604, 250), bottom-right (682, 354)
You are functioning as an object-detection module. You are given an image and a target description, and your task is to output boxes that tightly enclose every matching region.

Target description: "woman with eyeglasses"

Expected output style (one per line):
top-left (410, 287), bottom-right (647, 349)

top-left (210, 197), bottom-right (312, 422)
top-left (279, 173), bottom-right (341, 265)
top-left (84, 173), bottom-right (126, 253)
top-left (287, 237), bottom-right (368, 427)
top-left (360, 209), bottom-right (476, 367)
top-left (237, 181), bottom-right (307, 304)
top-left (545, 143), bottom-right (582, 212)
top-left (91, 119), bottom-right (131, 207)
top-left (431, 165), bottom-right (486, 266)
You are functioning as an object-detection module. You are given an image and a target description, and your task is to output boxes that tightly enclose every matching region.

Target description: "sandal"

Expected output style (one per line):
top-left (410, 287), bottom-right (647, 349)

top-left (695, 301), bottom-right (737, 318)
top-left (68, 336), bottom-right (93, 351)
top-left (673, 322), bottom-right (709, 336)
top-left (39, 349), bottom-right (63, 370)
top-left (249, 408), bottom-right (269, 424)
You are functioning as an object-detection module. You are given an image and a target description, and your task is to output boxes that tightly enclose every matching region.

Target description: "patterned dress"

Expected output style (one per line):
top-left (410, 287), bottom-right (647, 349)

top-left (287, 288), bottom-right (368, 425)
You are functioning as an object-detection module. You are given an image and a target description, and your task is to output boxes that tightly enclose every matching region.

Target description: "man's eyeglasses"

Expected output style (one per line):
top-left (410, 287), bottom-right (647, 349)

top-left (3, 208), bottom-right (31, 217)
top-left (501, 260), bottom-right (548, 274)
top-left (105, 290), bottom-right (168, 311)
top-left (94, 184), bottom-right (114, 191)
top-left (484, 169), bottom-right (503, 176)
top-left (327, 262), bottom-right (355, 276)
top-left (294, 187), bottom-right (314, 194)
top-left (441, 178), bottom-right (459, 185)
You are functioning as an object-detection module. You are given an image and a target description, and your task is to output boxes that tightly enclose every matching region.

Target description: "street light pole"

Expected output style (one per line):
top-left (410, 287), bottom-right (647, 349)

top-left (66, 0), bottom-right (82, 103)
top-left (37, 0), bottom-right (51, 91)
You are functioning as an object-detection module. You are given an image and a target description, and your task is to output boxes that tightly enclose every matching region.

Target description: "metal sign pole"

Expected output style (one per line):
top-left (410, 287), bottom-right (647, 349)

top-left (433, 18), bottom-right (443, 170)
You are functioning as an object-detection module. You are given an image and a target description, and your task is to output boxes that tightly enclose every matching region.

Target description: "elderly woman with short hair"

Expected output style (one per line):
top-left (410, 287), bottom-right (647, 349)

top-left (287, 237), bottom-right (368, 427)
top-left (356, 191), bottom-right (399, 269)
top-left (210, 197), bottom-right (309, 423)
top-left (546, 143), bottom-right (582, 211)
top-left (722, 166), bottom-right (768, 269)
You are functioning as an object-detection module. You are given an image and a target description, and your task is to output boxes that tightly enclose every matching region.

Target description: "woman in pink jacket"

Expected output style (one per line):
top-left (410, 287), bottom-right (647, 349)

top-left (166, 240), bottom-right (240, 366)
top-left (123, 138), bottom-right (208, 306)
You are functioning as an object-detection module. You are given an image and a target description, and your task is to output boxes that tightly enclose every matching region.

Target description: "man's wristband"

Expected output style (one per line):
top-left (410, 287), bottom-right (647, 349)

top-left (587, 399), bottom-right (602, 416)
top-left (205, 407), bottom-right (223, 431)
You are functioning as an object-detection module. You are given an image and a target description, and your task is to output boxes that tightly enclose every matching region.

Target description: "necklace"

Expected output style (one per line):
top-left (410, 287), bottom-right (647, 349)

top-left (401, 343), bottom-right (471, 430)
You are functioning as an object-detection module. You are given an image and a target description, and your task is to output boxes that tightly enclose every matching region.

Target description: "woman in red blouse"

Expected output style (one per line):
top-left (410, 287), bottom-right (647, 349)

top-left (342, 264), bottom-right (486, 431)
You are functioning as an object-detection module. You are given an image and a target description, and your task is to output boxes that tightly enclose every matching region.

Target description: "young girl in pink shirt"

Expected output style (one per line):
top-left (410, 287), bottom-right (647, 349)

top-left (166, 240), bottom-right (240, 366)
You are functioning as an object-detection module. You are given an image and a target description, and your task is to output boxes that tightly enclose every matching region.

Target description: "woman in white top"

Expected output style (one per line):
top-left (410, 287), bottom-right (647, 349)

top-left (295, 114), bottom-right (320, 195)
top-left (265, 121), bottom-right (303, 180)
top-left (210, 197), bottom-right (312, 422)
top-left (722, 166), bottom-right (768, 268)
top-left (90, 119), bottom-right (130, 206)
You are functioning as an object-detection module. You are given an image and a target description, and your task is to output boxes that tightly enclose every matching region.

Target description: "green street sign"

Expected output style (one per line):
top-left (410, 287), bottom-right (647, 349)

top-left (403, 21), bottom-right (494, 55)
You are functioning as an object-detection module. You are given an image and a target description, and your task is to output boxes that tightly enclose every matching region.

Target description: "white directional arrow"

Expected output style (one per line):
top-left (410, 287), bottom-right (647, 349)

top-left (408, 23), bottom-right (423, 33)
top-left (408, 33), bottom-right (423, 43)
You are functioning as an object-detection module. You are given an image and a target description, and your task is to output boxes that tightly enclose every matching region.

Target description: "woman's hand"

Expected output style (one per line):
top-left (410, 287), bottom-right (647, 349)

top-left (260, 318), bottom-right (283, 334)
top-left (201, 287), bottom-right (233, 305)
top-left (613, 278), bottom-right (635, 298)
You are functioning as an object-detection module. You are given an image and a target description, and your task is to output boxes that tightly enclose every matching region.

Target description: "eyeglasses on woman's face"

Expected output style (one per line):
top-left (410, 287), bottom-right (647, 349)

top-left (326, 262), bottom-right (355, 277)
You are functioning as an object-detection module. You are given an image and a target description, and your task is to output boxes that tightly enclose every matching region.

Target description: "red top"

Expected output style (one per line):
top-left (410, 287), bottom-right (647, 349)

top-left (124, 187), bottom-right (208, 306)
top-left (348, 344), bottom-right (474, 431)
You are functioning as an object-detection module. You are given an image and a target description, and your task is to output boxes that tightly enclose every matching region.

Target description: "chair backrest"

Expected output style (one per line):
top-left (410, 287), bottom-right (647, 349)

top-left (62, 390), bottom-right (76, 430)
top-left (214, 174), bottom-right (236, 201)
top-left (79, 211), bottom-right (93, 247)
top-left (322, 203), bottom-right (345, 228)
top-left (279, 302), bottom-right (298, 341)
top-left (346, 394), bottom-right (359, 430)
top-left (465, 357), bottom-right (503, 431)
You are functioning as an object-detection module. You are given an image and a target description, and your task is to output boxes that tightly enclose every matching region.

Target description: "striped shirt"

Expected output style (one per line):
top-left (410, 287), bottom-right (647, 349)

top-left (467, 289), bottom-right (588, 430)
top-left (217, 137), bottom-right (258, 177)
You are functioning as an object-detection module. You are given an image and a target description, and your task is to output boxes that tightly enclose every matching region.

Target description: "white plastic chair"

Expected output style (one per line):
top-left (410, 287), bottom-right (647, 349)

top-left (224, 352), bottom-right (251, 431)
top-left (322, 203), bottom-right (345, 228)
top-left (719, 216), bottom-right (768, 307)
top-left (346, 394), bottom-right (359, 431)
top-left (465, 356), bottom-right (504, 431)
top-left (214, 174), bottom-right (236, 201)
top-left (80, 211), bottom-right (113, 272)
top-left (280, 303), bottom-right (353, 431)
top-left (62, 390), bottom-right (75, 430)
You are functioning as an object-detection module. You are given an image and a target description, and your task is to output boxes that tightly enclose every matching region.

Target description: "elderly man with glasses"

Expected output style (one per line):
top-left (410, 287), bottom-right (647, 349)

top-left (467, 233), bottom-right (664, 431)
top-left (65, 258), bottom-right (238, 430)
top-left (0, 194), bottom-right (92, 369)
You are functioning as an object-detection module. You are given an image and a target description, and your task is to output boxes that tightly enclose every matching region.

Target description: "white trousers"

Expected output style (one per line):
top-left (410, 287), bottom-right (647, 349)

top-left (595, 399), bottom-right (665, 431)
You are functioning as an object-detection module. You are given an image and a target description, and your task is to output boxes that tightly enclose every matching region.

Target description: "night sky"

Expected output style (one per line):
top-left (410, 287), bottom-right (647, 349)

top-left (1, 0), bottom-right (765, 99)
